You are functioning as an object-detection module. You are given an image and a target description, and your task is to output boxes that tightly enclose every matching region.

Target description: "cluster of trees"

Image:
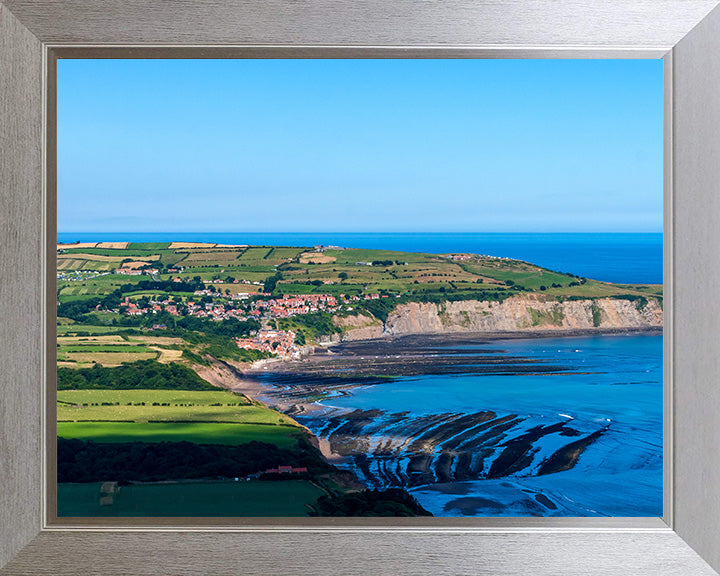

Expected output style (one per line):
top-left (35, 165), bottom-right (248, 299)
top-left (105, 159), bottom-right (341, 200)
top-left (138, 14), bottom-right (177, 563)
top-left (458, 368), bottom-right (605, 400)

top-left (310, 488), bottom-right (432, 517)
top-left (56, 298), bottom-right (106, 321)
top-left (358, 298), bottom-right (396, 322)
top-left (175, 316), bottom-right (260, 338)
top-left (179, 330), bottom-right (272, 363)
top-left (57, 438), bottom-right (330, 483)
top-left (263, 271), bottom-right (283, 293)
top-left (278, 311), bottom-right (341, 341)
top-left (57, 360), bottom-right (217, 391)
top-left (116, 278), bottom-right (205, 294)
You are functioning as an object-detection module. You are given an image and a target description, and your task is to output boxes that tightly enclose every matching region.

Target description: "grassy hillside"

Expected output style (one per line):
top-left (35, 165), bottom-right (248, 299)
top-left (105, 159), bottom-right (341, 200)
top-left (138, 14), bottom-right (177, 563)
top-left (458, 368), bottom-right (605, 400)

top-left (57, 242), bottom-right (661, 302)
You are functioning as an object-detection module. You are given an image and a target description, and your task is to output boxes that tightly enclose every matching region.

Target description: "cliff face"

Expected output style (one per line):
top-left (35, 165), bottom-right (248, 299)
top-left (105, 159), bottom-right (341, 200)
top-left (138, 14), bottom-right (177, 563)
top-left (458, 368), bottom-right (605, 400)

top-left (332, 312), bottom-right (384, 341)
top-left (339, 295), bottom-right (662, 340)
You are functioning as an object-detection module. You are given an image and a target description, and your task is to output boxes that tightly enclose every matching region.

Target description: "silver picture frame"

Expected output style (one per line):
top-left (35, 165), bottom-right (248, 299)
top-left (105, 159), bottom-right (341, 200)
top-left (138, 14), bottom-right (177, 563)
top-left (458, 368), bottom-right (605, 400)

top-left (2, 1), bottom-right (720, 574)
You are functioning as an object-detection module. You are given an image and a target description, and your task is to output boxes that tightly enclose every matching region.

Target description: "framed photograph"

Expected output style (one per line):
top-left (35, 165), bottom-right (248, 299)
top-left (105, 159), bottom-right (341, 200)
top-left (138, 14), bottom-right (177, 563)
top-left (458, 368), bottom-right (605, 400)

top-left (2, 1), bottom-right (720, 575)
top-left (52, 57), bottom-right (666, 523)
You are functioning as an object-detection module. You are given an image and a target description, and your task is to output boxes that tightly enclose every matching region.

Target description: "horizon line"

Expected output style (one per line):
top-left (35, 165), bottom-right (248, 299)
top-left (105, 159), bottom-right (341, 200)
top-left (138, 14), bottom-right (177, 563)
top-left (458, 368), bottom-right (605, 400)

top-left (57, 230), bottom-right (664, 235)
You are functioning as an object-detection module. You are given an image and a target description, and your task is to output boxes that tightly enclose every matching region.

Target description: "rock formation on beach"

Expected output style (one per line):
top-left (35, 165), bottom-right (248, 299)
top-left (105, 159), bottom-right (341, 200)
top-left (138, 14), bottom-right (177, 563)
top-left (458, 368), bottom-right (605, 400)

top-left (337, 295), bottom-right (662, 341)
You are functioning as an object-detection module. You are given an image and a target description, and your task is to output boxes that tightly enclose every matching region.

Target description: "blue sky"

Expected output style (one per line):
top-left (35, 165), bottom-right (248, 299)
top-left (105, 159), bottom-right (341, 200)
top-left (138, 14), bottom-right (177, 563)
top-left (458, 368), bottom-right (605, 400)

top-left (58, 59), bottom-right (663, 233)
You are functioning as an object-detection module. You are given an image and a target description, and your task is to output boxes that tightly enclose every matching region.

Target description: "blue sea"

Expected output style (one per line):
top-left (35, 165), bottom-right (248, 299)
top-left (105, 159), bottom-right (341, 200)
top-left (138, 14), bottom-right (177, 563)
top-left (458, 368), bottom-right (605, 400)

top-left (313, 334), bottom-right (662, 517)
top-left (58, 231), bottom-right (663, 516)
top-left (57, 232), bottom-right (663, 284)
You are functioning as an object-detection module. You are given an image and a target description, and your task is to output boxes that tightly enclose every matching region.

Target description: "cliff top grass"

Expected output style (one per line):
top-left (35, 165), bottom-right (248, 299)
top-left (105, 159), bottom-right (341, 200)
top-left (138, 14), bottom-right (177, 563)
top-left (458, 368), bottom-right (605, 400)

top-left (55, 242), bottom-right (662, 352)
top-left (57, 243), bottom-right (661, 304)
top-left (56, 421), bottom-right (305, 448)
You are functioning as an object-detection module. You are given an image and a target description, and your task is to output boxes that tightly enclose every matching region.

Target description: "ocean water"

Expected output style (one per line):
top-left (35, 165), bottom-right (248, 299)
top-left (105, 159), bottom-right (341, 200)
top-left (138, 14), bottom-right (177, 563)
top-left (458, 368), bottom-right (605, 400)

top-left (311, 333), bottom-right (663, 516)
top-left (57, 232), bottom-right (663, 284)
top-left (326, 335), bottom-right (661, 423)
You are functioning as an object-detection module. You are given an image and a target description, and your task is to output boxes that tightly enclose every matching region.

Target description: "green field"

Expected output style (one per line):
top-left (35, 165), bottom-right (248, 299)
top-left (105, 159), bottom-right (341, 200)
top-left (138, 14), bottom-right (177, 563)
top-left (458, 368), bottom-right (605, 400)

top-left (57, 273), bottom-right (146, 299)
top-left (62, 247), bottom-right (160, 257)
top-left (57, 339), bottom-right (160, 365)
top-left (57, 421), bottom-right (304, 448)
top-left (56, 390), bottom-right (298, 426)
top-left (128, 242), bottom-right (170, 250)
top-left (57, 480), bottom-right (325, 516)
top-left (56, 331), bottom-right (186, 367)
top-left (59, 352), bottom-right (159, 366)
top-left (57, 387), bottom-right (303, 447)
top-left (57, 389), bottom-right (250, 406)
top-left (58, 344), bottom-right (154, 353)
top-left (121, 290), bottom-right (195, 299)
top-left (57, 325), bottom-right (136, 335)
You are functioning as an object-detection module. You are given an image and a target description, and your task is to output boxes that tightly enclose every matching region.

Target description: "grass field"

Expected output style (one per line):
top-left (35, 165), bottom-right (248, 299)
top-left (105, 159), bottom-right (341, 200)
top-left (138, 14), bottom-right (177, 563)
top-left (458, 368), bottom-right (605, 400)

top-left (59, 351), bottom-right (159, 366)
top-left (57, 292), bottom-right (110, 302)
top-left (57, 334), bottom-right (171, 344)
top-left (128, 242), bottom-right (170, 250)
top-left (58, 252), bottom-right (126, 262)
top-left (57, 421), bottom-right (304, 447)
top-left (121, 290), bottom-right (194, 299)
top-left (267, 247), bottom-right (305, 260)
top-left (57, 273), bottom-right (145, 298)
top-left (56, 333), bottom-right (190, 367)
top-left (58, 344), bottom-right (154, 353)
top-left (57, 325), bottom-right (135, 335)
top-left (57, 389), bottom-right (250, 406)
top-left (57, 388), bottom-right (304, 447)
top-left (61, 248), bottom-right (154, 257)
top-left (56, 389), bottom-right (300, 426)
top-left (57, 480), bottom-right (325, 517)
top-left (544, 279), bottom-right (662, 298)
top-left (180, 250), bottom-right (244, 264)
top-left (57, 259), bottom-right (116, 271)
top-left (56, 242), bottom-right (661, 308)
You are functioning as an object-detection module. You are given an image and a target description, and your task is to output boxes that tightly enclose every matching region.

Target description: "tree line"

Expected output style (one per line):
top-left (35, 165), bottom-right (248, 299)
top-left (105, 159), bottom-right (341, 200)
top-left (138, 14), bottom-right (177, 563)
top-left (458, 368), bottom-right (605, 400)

top-left (57, 360), bottom-right (217, 391)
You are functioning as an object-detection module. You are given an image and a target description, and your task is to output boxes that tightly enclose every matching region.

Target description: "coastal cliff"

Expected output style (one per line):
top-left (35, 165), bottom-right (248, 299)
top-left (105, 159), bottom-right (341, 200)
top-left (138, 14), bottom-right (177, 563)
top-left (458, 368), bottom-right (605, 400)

top-left (337, 295), bottom-right (662, 340)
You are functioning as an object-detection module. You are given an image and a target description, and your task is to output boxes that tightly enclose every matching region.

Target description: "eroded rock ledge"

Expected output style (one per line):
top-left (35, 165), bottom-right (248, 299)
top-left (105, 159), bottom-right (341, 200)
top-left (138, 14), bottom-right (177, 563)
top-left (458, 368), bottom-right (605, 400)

top-left (336, 295), bottom-right (662, 341)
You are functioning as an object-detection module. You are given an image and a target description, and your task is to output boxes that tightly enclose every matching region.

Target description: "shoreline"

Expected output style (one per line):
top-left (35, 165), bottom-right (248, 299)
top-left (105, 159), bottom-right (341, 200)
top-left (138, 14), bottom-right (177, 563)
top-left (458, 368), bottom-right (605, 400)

top-left (236, 326), bottom-right (662, 406)
top-left (194, 327), bottom-right (663, 489)
top-left (333, 325), bottom-right (662, 345)
top-left (226, 325), bottom-right (663, 422)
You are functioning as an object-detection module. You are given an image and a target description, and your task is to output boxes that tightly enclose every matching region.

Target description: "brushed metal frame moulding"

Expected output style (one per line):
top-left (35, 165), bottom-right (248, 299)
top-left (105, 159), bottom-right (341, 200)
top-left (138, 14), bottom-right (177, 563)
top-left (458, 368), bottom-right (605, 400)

top-left (2, 2), bottom-right (720, 575)
top-left (41, 44), bottom-right (671, 532)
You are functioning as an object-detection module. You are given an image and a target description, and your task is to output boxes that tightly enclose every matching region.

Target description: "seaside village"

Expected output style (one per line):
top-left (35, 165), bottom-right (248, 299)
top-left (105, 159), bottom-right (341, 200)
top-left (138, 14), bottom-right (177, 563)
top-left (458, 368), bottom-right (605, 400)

top-left (121, 291), bottom-right (354, 358)
top-left (60, 265), bottom-right (389, 359)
